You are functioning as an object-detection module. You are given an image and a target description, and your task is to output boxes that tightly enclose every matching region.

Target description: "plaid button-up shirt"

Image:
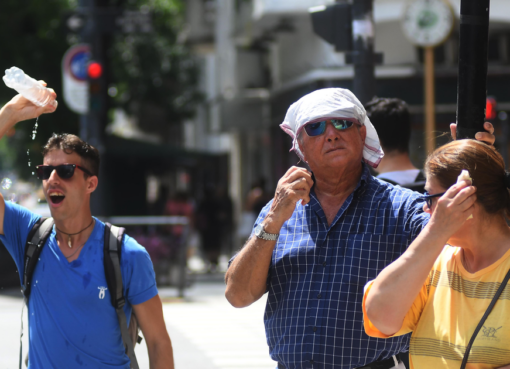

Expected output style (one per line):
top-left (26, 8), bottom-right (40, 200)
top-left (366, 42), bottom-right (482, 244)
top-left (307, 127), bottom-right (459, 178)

top-left (249, 164), bottom-right (429, 369)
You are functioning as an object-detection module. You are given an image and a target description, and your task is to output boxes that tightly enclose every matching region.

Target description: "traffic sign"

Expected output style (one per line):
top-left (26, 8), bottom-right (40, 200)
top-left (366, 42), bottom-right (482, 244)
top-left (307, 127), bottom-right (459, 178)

top-left (62, 44), bottom-right (90, 114)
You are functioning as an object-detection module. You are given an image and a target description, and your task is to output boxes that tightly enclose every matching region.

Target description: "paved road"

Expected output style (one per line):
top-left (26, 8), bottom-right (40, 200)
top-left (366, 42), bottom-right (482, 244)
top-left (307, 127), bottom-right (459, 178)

top-left (0, 278), bottom-right (276, 369)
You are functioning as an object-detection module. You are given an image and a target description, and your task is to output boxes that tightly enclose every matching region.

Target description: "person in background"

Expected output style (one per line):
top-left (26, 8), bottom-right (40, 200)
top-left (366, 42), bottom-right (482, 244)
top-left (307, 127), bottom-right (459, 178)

top-left (365, 97), bottom-right (425, 193)
top-left (364, 139), bottom-right (510, 369)
top-left (196, 184), bottom-right (233, 271)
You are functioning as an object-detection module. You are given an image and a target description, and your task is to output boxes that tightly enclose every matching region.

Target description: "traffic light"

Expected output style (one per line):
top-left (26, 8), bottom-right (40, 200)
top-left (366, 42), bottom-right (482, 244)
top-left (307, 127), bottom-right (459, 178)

top-left (486, 97), bottom-right (497, 121)
top-left (88, 61), bottom-right (104, 112)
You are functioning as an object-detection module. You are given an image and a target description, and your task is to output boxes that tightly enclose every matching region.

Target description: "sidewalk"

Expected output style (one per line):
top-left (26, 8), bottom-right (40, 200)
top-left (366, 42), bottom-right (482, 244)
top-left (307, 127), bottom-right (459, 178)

top-left (0, 275), bottom-right (277, 369)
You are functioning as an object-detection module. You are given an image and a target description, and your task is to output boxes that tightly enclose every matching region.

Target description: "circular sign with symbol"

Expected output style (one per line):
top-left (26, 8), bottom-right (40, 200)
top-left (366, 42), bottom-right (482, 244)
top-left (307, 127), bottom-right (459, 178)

top-left (62, 44), bottom-right (91, 114)
top-left (402, 0), bottom-right (455, 47)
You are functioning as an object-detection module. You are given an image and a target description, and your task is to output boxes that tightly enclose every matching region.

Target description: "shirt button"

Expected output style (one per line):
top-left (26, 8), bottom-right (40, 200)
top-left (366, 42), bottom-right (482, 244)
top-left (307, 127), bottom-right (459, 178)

top-left (317, 293), bottom-right (321, 299)
top-left (309, 359), bottom-right (314, 364)
top-left (322, 261), bottom-right (327, 267)
top-left (313, 326), bottom-right (317, 332)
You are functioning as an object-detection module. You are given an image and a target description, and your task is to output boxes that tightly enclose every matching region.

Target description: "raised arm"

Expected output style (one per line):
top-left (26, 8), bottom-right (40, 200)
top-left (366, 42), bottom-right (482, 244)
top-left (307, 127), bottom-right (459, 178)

top-left (365, 180), bottom-right (476, 335)
top-left (225, 166), bottom-right (313, 308)
top-left (0, 88), bottom-right (57, 235)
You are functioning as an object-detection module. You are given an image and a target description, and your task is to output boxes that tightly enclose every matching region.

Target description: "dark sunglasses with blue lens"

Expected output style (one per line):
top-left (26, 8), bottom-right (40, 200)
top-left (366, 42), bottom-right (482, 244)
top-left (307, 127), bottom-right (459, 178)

top-left (303, 119), bottom-right (354, 137)
top-left (422, 192), bottom-right (446, 208)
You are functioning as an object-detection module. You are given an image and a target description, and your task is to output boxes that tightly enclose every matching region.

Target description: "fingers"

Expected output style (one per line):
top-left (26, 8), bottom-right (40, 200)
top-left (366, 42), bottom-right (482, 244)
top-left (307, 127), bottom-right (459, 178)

top-left (284, 166), bottom-right (313, 189)
top-left (475, 122), bottom-right (495, 145)
top-left (441, 182), bottom-right (477, 212)
top-left (450, 123), bottom-right (457, 140)
top-left (484, 121), bottom-right (495, 135)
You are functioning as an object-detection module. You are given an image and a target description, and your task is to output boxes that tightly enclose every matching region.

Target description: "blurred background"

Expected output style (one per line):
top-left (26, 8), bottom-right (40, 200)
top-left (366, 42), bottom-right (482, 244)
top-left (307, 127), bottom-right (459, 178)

top-left (0, 1), bottom-right (510, 366)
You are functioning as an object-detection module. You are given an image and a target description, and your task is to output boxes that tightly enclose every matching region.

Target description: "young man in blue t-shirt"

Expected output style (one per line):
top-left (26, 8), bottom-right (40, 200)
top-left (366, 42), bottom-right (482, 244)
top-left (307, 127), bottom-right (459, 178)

top-left (0, 89), bottom-right (174, 368)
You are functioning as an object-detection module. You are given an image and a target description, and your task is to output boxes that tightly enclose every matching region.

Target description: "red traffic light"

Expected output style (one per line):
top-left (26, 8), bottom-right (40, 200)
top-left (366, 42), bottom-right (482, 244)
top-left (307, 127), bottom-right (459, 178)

top-left (88, 62), bottom-right (103, 79)
top-left (486, 97), bottom-right (497, 120)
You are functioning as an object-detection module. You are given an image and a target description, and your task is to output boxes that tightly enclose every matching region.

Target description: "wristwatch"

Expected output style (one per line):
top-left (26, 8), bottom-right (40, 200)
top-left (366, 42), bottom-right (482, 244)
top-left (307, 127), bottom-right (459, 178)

top-left (254, 224), bottom-right (279, 241)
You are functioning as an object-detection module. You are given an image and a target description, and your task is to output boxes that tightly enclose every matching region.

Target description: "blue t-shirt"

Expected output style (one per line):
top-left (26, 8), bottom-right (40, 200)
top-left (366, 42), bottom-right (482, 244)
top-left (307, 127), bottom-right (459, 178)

top-left (1, 201), bottom-right (158, 369)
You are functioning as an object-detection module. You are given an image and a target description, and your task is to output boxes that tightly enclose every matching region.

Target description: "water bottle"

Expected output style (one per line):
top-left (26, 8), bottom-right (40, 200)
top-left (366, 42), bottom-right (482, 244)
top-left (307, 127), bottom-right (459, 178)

top-left (3, 67), bottom-right (54, 107)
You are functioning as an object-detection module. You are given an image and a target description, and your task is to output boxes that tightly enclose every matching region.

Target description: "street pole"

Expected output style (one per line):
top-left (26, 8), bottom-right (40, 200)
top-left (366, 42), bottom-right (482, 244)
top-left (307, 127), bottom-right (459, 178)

top-left (350, 0), bottom-right (376, 105)
top-left (424, 47), bottom-right (436, 154)
top-left (456, 0), bottom-right (490, 139)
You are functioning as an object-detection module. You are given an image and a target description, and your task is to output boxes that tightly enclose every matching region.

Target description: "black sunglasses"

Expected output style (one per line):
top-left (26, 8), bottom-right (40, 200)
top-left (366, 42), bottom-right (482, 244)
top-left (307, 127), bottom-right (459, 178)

top-left (304, 119), bottom-right (355, 137)
top-left (422, 192), bottom-right (446, 208)
top-left (35, 164), bottom-right (93, 180)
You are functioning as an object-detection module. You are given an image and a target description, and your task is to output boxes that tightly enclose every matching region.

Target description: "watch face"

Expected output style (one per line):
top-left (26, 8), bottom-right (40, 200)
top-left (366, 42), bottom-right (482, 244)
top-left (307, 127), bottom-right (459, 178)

top-left (254, 224), bottom-right (263, 236)
top-left (402, 0), bottom-right (454, 47)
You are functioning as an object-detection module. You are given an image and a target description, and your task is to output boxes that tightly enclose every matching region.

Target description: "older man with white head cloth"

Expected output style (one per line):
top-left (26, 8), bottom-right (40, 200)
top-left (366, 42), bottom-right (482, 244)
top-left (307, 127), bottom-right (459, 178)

top-left (225, 88), bottom-right (494, 369)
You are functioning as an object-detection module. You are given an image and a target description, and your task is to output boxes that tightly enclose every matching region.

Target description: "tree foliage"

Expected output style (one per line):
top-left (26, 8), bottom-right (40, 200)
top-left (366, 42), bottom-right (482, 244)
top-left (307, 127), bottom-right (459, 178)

top-left (0, 0), bottom-right (200, 177)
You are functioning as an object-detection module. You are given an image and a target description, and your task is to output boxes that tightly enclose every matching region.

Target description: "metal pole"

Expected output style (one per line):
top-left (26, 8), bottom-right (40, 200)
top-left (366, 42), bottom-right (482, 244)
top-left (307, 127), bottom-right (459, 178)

top-left (87, 0), bottom-right (108, 216)
top-left (351, 0), bottom-right (376, 105)
top-left (424, 47), bottom-right (436, 154)
top-left (178, 224), bottom-right (189, 298)
top-left (456, 0), bottom-right (490, 139)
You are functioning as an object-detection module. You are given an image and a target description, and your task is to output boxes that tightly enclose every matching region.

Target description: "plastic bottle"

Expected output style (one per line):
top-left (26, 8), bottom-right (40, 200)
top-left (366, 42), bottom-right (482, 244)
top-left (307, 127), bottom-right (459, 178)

top-left (3, 67), bottom-right (54, 107)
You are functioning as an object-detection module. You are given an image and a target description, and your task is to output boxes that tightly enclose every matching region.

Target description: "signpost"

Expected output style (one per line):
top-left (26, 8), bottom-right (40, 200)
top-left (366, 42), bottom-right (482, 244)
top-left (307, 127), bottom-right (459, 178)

top-left (402, 0), bottom-right (454, 154)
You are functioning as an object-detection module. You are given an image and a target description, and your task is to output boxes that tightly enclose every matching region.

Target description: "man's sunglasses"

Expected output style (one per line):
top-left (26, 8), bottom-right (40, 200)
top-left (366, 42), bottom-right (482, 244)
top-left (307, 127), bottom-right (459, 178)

top-left (422, 192), bottom-right (446, 208)
top-left (303, 119), bottom-right (355, 137)
top-left (35, 164), bottom-right (93, 180)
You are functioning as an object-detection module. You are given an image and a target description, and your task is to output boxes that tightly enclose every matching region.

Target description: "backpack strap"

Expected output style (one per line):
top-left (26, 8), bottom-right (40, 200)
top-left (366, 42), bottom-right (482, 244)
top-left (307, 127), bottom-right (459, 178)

top-left (23, 217), bottom-right (54, 300)
top-left (104, 223), bottom-right (139, 369)
top-left (20, 217), bottom-right (54, 369)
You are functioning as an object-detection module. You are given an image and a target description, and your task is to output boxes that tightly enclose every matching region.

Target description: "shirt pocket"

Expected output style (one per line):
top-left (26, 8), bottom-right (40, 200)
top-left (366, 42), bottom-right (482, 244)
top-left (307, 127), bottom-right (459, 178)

top-left (344, 233), bottom-right (405, 287)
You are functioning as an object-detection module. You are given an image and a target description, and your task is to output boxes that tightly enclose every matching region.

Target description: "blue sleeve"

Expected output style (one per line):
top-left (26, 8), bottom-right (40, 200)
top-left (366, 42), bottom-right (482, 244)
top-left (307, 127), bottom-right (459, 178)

top-left (0, 201), bottom-right (41, 279)
top-left (121, 234), bottom-right (158, 305)
top-left (404, 193), bottom-right (430, 243)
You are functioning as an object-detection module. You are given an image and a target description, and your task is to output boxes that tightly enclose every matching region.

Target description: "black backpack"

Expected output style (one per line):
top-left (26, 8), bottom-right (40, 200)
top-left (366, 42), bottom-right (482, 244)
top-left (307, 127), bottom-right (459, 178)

top-left (21, 217), bottom-right (141, 369)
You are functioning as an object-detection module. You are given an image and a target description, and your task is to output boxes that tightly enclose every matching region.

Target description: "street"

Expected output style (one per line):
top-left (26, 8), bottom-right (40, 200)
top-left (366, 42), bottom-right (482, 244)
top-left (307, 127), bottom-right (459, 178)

top-left (0, 276), bottom-right (276, 369)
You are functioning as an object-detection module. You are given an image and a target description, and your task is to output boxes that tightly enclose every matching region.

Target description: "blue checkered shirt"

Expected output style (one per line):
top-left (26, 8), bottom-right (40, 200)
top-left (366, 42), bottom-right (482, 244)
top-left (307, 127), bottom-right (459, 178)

top-left (248, 164), bottom-right (429, 369)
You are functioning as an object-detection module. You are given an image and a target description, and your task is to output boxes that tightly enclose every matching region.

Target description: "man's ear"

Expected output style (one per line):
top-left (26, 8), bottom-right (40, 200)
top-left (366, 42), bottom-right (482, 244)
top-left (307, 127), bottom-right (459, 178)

top-left (359, 125), bottom-right (367, 144)
top-left (86, 176), bottom-right (98, 194)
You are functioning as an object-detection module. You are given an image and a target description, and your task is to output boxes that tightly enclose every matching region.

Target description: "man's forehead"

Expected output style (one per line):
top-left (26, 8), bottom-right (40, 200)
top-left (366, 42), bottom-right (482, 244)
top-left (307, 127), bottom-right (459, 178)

top-left (43, 149), bottom-right (82, 165)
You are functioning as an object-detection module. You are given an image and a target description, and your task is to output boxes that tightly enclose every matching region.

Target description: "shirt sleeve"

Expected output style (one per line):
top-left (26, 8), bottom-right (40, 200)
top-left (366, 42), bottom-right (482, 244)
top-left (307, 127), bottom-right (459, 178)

top-left (362, 279), bottom-right (429, 338)
top-left (121, 234), bottom-right (158, 305)
top-left (404, 194), bottom-right (430, 243)
top-left (0, 201), bottom-right (41, 277)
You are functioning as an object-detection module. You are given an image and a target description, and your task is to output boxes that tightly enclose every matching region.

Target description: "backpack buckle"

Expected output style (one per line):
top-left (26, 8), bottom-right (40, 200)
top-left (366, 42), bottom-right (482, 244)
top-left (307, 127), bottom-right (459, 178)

top-left (117, 297), bottom-right (126, 309)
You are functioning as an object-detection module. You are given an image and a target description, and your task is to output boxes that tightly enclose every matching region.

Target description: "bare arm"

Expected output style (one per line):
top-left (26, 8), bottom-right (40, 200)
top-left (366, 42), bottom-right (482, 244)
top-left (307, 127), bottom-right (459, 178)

top-left (0, 89), bottom-right (57, 235)
top-left (365, 181), bottom-right (476, 335)
top-left (133, 295), bottom-right (174, 369)
top-left (225, 166), bottom-right (313, 308)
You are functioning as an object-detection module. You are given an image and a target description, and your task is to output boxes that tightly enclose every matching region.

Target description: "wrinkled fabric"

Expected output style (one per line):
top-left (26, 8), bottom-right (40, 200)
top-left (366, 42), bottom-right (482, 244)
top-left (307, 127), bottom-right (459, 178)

top-left (280, 88), bottom-right (384, 168)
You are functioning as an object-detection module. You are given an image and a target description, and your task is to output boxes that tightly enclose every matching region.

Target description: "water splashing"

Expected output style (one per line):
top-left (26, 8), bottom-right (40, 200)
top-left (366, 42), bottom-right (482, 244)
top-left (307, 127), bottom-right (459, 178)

top-left (32, 117), bottom-right (39, 140)
top-left (1, 178), bottom-right (12, 190)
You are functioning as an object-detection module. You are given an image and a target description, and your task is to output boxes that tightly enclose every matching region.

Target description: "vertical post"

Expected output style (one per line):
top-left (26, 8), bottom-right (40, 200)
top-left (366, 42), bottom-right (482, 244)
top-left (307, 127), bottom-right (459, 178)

top-left (351, 0), bottom-right (376, 105)
top-left (178, 222), bottom-right (189, 298)
top-left (424, 47), bottom-right (436, 154)
top-left (87, 0), bottom-right (108, 216)
top-left (456, 0), bottom-right (490, 139)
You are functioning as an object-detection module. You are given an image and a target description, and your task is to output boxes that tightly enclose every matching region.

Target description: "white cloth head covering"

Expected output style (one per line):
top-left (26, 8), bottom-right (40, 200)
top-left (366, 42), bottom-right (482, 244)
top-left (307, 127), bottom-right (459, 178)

top-left (279, 88), bottom-right (384, 168)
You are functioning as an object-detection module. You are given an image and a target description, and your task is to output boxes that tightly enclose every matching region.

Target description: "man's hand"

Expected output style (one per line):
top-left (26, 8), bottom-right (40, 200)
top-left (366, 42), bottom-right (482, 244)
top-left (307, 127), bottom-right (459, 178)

top-left (450, 122), bottom-right (495, 145)
top-left (0, 81), bottom-right (57, 139)
top-left (265, 166), bottom-right (313, 232)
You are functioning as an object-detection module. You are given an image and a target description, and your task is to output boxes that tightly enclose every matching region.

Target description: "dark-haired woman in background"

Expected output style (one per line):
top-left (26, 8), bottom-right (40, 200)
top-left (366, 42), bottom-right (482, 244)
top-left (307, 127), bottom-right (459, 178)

top-left (363, 140), bottom-right (510, 369)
